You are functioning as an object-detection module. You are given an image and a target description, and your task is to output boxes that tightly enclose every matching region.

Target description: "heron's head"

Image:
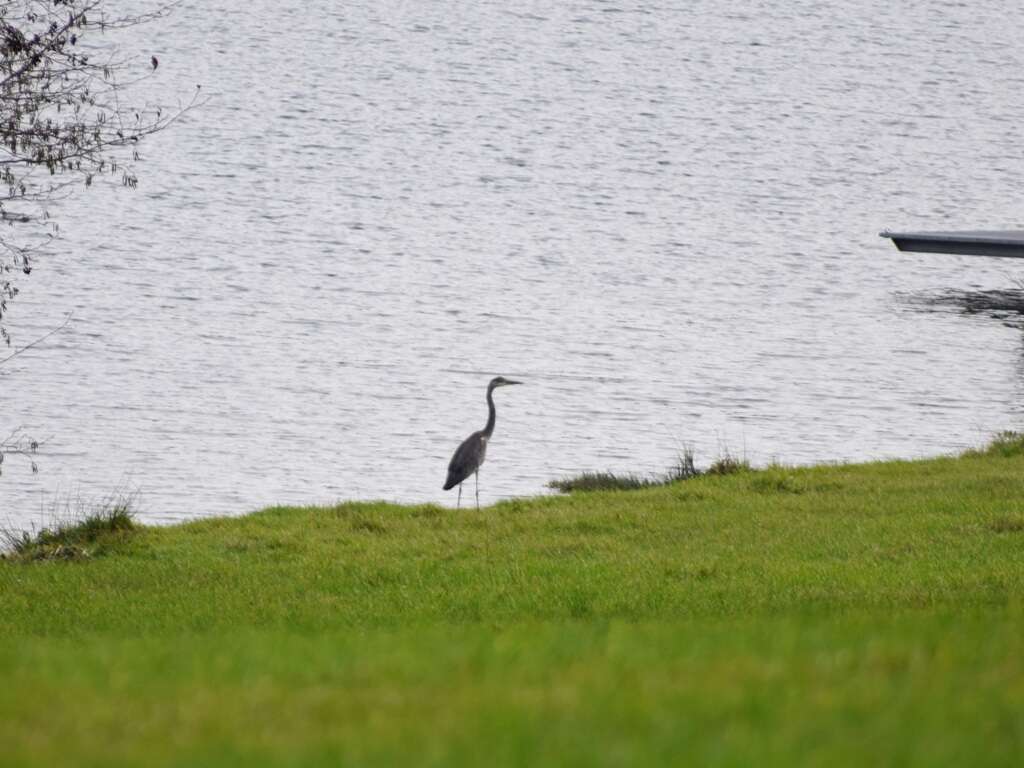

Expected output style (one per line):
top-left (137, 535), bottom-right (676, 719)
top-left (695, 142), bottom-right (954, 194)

top-left (489, 376), bottom-right (522, 390)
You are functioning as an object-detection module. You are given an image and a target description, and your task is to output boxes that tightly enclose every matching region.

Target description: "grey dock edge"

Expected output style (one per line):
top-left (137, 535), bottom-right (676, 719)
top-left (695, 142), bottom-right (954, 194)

top-left (881, 230), bottom-right (1024, 258)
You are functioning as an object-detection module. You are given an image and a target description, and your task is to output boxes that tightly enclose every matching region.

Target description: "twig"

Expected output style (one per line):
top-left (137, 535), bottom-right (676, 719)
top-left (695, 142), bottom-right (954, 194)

top-left (0, 312), bottom-right (72, 365)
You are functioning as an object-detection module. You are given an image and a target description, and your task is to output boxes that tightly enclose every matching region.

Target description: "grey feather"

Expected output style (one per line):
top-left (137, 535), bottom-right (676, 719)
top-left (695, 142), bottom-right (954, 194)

top-left (444, 431), bottom-right (488, 490)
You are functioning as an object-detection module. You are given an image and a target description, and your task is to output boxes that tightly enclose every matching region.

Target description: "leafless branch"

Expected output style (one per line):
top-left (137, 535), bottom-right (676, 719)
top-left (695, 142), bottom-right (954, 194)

top-left (0, 0), bottom-right (197, 346)
top-left (0, 310), bottom-right (70, 364)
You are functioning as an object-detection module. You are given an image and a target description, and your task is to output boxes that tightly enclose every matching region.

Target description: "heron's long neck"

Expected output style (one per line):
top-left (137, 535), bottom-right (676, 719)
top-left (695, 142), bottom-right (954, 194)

top-left (483, 386), bottom-right (497, 437)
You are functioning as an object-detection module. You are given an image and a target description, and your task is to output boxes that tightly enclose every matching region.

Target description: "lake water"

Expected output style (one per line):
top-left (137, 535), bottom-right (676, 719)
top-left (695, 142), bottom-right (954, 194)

top-left (4, 0), bottom-right (1024, 528)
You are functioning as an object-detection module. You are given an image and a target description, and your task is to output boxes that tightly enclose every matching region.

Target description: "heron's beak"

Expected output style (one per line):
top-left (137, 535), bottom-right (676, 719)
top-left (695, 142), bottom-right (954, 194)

top-left (505, 379), bottom-right (523, 386)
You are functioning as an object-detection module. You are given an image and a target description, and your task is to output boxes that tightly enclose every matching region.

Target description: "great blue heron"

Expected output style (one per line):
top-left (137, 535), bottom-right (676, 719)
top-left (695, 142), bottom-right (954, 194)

top-left (443, 376), bottom-right (522, 509)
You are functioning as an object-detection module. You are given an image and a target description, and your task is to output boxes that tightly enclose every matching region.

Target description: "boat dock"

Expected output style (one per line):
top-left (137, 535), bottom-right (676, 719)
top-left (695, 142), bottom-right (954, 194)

top-left (881, 230), bottom-right (1024, 257)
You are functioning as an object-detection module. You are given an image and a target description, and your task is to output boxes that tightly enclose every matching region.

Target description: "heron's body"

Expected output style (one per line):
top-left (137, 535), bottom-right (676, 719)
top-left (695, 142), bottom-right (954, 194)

top-left (444, 430), bottom-right (489, 491)
top-left (443, 376), bottom-right (521, 508)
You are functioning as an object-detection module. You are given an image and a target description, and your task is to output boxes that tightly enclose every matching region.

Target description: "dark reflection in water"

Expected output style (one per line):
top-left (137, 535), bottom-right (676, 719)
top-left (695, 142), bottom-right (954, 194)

top-left (900, 285), bottom-right (1024, 429)
top-left (899, 288), bottom-right (1024, 327)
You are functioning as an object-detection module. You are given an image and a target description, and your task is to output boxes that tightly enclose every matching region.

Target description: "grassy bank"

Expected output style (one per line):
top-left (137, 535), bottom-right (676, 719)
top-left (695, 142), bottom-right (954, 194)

top-left (1, 443), bottom-right (1023, 766)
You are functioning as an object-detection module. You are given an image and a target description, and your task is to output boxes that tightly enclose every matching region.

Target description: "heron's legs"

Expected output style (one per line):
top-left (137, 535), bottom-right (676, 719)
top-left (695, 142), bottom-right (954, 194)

top-left (457, 484), bottom-right (462, 509)
top-left (475, 469), bottom-right (480, 511)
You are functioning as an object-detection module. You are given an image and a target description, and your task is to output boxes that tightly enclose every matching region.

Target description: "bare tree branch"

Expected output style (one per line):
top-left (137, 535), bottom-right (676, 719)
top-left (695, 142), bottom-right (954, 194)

top-left (1, 1), bottom-right (196, 481)
top-left (0, 309), bottom-right (70, 365)
top-left (0, 0), bottom-right (200, 345)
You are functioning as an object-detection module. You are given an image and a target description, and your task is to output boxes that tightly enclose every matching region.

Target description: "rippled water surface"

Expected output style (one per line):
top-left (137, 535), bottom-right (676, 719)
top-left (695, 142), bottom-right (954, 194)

top-left (4, 0), bottom-right (1024, 526)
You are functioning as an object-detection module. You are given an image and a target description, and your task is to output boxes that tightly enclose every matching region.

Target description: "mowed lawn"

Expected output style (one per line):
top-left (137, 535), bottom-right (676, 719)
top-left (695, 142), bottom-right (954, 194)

top-left (2, 445), bottom-right (1024, 766)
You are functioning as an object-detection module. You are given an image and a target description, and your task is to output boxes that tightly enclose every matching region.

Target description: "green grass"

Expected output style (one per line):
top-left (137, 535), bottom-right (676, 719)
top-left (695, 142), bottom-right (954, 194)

top-left (1, 493), bottom-right (136, 562)
top-left (2, 443), bottom-right (1024, 766)
top-left (548, 447), bottom-right (735, 492)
